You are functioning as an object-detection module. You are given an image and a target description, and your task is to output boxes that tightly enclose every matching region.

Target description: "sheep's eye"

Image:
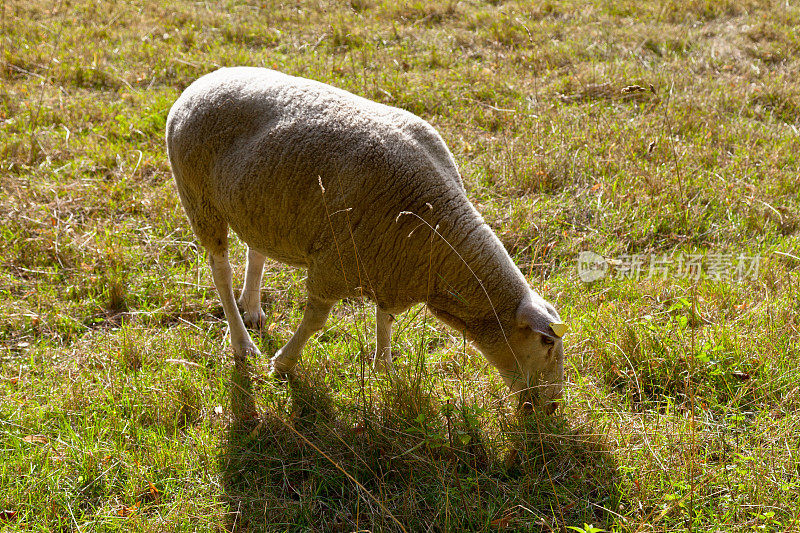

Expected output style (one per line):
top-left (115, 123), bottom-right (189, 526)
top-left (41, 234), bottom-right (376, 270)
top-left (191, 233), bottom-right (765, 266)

top-left (541, 335), bottom-right (555, 346)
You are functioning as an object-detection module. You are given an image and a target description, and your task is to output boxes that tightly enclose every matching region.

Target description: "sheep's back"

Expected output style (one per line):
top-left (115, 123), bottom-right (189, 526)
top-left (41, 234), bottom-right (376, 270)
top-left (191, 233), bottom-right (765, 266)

top-left (167, 67), bottom-right (474, 303)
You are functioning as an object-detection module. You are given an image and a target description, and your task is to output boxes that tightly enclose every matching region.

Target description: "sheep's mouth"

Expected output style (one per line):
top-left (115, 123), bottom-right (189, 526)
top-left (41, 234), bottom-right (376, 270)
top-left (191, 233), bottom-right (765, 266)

top-left (517, 390), bottom-right (558, 416)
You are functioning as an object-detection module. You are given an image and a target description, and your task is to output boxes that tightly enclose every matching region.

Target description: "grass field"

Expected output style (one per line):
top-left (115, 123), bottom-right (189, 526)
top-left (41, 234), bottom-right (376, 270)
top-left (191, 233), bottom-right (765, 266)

top-left (2, 0), bottom-right (799, 530)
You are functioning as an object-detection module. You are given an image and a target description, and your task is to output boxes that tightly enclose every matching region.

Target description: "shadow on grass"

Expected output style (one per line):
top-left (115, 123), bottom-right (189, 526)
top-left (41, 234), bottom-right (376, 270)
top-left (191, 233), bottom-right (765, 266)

top-left (221, 365), bottom-right (622, 532)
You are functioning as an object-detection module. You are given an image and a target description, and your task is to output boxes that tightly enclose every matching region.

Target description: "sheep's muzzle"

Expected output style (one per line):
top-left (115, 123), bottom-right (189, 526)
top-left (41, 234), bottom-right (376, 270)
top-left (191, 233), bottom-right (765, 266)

top-left (517, 390), bottom-right (558, 416)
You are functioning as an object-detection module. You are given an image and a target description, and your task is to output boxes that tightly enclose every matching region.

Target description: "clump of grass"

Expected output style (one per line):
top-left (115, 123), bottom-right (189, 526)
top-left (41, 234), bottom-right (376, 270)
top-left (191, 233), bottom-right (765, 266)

top-left (120, 332), bottom-right (142, 372)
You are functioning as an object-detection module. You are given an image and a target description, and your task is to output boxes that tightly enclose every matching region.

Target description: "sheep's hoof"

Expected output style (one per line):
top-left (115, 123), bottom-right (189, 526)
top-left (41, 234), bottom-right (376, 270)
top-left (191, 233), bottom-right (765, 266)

top-left (234, 340), bottom-right (261, 359)
top-left (242, 309), bottom-right (267, 329)
top-left (269, 352), bottom-right (297, 381)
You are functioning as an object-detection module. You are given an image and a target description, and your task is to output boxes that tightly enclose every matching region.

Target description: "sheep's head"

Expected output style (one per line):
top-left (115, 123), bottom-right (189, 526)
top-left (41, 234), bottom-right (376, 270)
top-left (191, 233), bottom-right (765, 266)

top-left (473, 294), bottom-right (566, 415)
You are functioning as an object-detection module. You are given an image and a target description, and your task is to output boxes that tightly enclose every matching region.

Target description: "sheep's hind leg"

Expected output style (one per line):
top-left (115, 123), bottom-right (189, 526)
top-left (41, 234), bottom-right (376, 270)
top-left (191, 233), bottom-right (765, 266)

top-left (271, 295), bottom-right (332, 376)
top-left (209, 250), bottom-right (261, 360)
top-left (237, 246), bottom-right (267, 328)
top-left (374, 307), bottom-right (395, 375)
top-left (209, 249), bottom-right (259, 421)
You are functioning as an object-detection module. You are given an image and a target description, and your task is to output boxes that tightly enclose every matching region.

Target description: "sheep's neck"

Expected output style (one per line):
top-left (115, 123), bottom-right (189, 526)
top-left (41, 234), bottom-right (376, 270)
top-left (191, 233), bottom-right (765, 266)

top-left (426, 222), bottom-right (528, 329)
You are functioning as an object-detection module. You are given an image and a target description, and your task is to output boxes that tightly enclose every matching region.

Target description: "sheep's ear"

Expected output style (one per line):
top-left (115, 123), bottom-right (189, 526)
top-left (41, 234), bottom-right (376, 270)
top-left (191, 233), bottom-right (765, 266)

top-left (515, 299), bottom-right (552, 330)
top-left (516, 300), bottom-right (567, 339)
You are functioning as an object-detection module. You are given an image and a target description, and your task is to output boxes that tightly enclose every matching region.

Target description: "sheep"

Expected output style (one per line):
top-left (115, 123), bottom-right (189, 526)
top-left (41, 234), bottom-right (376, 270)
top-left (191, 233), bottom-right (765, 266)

top-left (166, 67), bottom-right (567, 413)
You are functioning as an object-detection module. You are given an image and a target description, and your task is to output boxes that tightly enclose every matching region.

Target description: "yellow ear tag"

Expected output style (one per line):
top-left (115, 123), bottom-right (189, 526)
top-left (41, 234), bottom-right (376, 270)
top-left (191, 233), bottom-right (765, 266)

top-left (550, 323), bottom-right (568, 338)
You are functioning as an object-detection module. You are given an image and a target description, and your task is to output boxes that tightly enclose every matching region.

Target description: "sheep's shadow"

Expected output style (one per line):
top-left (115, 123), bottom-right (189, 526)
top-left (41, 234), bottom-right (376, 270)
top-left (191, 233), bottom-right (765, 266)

top-left (220, 364), bottom-right (623, 532)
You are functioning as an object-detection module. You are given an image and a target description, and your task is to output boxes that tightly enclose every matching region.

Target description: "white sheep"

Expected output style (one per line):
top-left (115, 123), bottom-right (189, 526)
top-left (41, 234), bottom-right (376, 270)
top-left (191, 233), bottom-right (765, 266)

top-left (166, 67), bottom-right (567, 412)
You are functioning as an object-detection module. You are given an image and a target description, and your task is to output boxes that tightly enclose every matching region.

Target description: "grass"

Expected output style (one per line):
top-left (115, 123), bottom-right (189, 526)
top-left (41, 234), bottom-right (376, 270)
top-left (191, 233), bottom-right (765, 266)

top-left (1, 0), bottom-right (799, 530)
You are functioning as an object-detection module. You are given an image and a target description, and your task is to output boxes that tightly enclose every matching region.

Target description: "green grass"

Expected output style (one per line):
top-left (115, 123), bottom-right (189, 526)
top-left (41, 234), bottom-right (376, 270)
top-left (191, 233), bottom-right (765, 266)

top-left (2, 0), bottom-right (799, 530)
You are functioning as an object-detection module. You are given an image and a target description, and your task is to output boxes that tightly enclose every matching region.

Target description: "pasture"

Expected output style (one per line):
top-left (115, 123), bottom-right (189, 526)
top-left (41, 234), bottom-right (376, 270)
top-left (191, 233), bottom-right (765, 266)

top-left (1, 0), bottom-right (799, 530)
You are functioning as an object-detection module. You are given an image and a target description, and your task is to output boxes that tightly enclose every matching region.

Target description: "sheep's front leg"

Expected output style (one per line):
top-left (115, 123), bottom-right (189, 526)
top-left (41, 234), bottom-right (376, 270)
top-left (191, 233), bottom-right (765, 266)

top-left (209, 250), bottom-right (261, 360)
top-left (271, 296), bottom-right (332, 376)
top-left (237, 246), bottom-right (267, 329)
top-left (374, 307), bottom-right (395, 374)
